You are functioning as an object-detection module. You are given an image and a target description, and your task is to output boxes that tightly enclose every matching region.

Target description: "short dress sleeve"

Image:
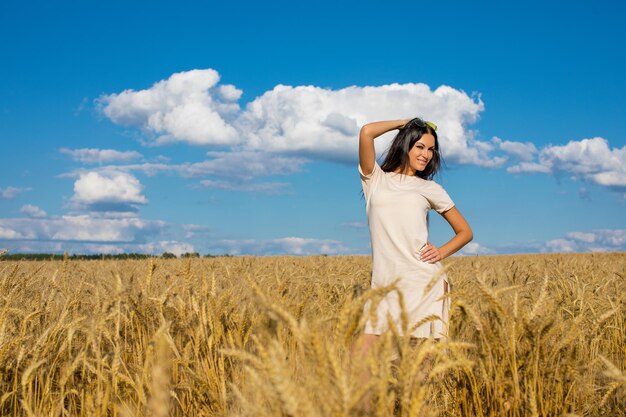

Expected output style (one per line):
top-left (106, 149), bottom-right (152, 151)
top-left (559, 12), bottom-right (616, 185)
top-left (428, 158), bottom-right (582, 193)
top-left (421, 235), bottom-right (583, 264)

top-left (426, 182), bottom-right (455, 213)
top-left (358, 162), bottom-right (383, 202)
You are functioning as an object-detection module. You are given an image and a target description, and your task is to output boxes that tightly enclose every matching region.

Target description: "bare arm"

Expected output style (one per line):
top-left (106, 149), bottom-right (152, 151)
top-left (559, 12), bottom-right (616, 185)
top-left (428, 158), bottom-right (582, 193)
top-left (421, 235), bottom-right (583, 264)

top-left (359, 119), bottom-right (410, 175)
top-left (420, 207), bottom-right (473, 263)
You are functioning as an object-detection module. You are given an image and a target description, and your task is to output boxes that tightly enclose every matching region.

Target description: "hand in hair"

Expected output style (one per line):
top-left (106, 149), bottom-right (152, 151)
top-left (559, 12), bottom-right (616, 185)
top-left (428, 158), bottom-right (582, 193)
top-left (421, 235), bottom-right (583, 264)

top-left (358, 119), bottom-right (411, 176)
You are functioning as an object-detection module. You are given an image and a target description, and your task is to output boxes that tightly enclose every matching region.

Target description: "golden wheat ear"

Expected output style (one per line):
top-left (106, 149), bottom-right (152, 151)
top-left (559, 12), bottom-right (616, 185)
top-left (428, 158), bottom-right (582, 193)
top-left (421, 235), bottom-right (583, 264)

top-left (2, 253), bottom-right (624, 416)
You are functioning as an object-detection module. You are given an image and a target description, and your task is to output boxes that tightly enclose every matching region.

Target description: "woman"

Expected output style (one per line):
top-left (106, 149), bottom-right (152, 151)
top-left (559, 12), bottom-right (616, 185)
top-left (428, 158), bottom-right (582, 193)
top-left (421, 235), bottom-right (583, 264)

top-left (358, 117), bottom-right (473, 347)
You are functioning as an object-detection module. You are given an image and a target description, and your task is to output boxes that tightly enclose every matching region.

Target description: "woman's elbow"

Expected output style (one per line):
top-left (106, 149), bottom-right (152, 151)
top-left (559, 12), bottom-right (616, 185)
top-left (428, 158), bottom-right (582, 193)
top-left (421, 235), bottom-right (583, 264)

top-left (457, 225), bottom-right (472, 244)
top-left (360, 124), bottom-right (373, 138)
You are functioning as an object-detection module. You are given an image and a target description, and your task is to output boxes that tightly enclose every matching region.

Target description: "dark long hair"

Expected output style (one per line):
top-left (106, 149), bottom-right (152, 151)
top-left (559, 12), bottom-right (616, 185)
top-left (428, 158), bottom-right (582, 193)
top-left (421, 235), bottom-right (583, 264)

top-left (380, 119), bottom-right (442, 180)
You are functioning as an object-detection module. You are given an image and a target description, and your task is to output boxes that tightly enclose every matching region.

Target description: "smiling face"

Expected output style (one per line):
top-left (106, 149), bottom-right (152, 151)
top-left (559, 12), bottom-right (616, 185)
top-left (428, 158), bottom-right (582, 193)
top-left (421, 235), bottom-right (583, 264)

top-left (383, 123), bottom-right (441, 180)
top-left (406, 133), bottom-right (436, 174)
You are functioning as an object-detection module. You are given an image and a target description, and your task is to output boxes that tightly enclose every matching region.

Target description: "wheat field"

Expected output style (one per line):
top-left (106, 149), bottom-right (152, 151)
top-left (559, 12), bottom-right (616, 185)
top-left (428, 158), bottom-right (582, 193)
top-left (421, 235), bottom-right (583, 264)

top-left (0, 252), bottom-right (624, 416)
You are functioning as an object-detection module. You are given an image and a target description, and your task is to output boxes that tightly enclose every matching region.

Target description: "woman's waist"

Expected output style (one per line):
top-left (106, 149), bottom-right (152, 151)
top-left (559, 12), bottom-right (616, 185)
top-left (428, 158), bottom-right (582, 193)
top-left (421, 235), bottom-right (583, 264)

top-left (371, 238), bottom-right (428, 262)
top-left (372, 256), bottom-right (444, 278)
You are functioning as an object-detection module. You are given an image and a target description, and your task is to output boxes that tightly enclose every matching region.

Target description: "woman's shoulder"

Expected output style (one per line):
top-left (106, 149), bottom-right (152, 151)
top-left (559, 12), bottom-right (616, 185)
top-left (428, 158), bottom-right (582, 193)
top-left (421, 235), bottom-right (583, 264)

top-left (359, 160), bottom-right (383, 180)
top-left (427, 178), bottom-right (445, 187)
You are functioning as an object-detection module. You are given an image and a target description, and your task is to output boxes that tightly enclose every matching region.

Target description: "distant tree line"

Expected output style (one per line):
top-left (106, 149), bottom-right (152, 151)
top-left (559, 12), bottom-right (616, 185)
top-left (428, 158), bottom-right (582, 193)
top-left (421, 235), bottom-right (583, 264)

top-left (0, 252), bottom-right (232, 261)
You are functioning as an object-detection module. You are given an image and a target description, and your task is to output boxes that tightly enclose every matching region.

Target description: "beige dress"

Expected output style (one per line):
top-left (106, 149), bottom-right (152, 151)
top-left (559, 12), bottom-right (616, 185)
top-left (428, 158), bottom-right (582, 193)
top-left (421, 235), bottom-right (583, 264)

top-left (360, 162), bottom-right (455, 338)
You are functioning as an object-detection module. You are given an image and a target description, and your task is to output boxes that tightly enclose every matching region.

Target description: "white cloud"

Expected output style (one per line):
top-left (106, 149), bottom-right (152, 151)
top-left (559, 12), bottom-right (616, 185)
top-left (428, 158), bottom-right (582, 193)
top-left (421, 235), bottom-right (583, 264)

top-left (567, 229), bottom-right (626, 247)
top-left (505, 229), bottom-right (626, 254)
top-left (99, 69), bottom-right (512, 169)
top-left (98, 69), bottom-right (240, 146)
top-left (199, 179), bottom-right (288, 194)
top-left (72, 171), bottom-right (147, 211)
top-left (237, 83), bottom-right (493, 165)
top-left (20, 204), bottom-right (47, 218)
top-left (473, 139), bottom-right (495, 154)
top-left (63, 151), bottom-right (307, 182)
top-left (544, 238), bottom-right (578, 253)
top-left (186, 151), bottom-right (306, 180)
top-left (79, 244), bottom-right (126, 255)
top-left (135, 241), bottom-right (195, 256)
top-left (565, 231), bottom-right (596, 243)
top-left (507, 138), bottom-right (626, 194)
top-left (462, 229), bottom-right (626, 255)
top-left (458, 242), bottom-right (495, 256)
top-left (0, 215), bottom-right (166, 243)
top-left (218, 84), bottom-right (243, 101)
top-left (1, 220), bottom-right (347, 256)
top-left (541, 138), bottom-right (624, 178)
top-left (0, 186), bottom-right (31, 200)
top-left (60, 148), bottom-right (142, 164)
top-left (0, 209), bottom-right (201, 255)
top-left (209, 237), bottom-right (350, 256)
top-left (52, 216), bottom-right (160, 241)
top-left (493, 137), bottom-right (538, 162)
top-left (0, 227), bottom-right (26, 239)
top-left (507, 162), bottom-right (551, 174)
top-left (0, 239), bottom-right (193, 256)
top-left (591, 171), bottom-right (626, 188)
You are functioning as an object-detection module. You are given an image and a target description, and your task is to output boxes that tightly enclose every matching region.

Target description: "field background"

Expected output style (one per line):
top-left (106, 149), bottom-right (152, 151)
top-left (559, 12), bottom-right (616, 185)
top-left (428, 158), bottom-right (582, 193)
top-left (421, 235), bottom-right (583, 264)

top-left (0, 253), bottom-right (624, 416)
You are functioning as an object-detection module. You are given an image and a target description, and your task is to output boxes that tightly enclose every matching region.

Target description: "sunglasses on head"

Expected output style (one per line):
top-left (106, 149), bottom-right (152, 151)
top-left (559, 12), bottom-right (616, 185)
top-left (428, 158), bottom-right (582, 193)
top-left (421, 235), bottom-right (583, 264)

top-left (409, 117), bottom-right (437, 132)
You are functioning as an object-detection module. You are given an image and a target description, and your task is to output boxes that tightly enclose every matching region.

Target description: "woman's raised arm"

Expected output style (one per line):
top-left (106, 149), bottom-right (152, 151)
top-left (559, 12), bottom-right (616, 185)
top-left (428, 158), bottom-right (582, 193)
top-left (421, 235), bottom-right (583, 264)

top-left (359, 119), bottom-right (410, 176)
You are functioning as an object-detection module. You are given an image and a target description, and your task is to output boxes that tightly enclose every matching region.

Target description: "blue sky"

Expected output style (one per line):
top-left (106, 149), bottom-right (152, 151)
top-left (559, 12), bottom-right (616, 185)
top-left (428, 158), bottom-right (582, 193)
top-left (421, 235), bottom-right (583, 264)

top-left (1, 0), bottom-right (625, 256)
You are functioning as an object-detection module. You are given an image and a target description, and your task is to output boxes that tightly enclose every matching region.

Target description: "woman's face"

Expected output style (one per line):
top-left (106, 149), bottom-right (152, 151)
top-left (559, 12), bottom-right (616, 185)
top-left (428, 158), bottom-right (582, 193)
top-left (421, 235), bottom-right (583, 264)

top-left (407, 133), bottom-right (436, 173)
